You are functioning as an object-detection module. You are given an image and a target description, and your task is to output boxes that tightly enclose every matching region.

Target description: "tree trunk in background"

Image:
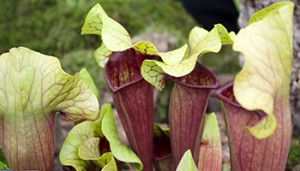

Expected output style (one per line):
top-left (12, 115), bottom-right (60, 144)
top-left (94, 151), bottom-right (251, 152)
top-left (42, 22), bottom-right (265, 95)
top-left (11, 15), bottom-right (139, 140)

top-left (238, 0), bottom-right (300, 135)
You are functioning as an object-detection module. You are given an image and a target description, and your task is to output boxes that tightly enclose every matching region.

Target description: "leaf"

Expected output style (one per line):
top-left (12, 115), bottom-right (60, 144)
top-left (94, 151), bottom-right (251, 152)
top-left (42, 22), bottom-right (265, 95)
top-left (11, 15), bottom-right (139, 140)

top-left (157, 24), bottom-right (230, 77)
top-left (215, 24), bottom-right (236, 45)
top-left (59, 104), bottom-right (111, 170)
top-left (78, 138), bottom-right (101, 160)
top-left (154, 53), bottom-right (198, 77)
top-left (94, 43), bottom-right (112, 68)
top-left (82, 3), bottom-right (132, 51)
top-left (79, 68), bottom-right (99, 99)
top-left (0, 162), bottom-right (9, 170)
top-left (132, 41), bottom-right (159, 55)
top-left (81, 3), bottom-right (106, 36)
top-left (0, 47), bottom-right (99, 170)
top-left (101, 14), bottom-right (132, 51)
top-left (141, 24), bottom-right (233, 88)
top-left (229, 32), bottom-right (237, 42)
top-left (59, 120), bottom-right (97, 171)
top-left (213, 82), bottom-right (292, 171)
top-left (248, 1), bottom-right (293, 24)
top-left (198, 113), bottom-right (222, 171)
top-left (99, 152), bottom-right (118, 171)
top-left (222, 163), bottom-right (231, 171)
top-left (233, 1), bottom-right (294, 138)
top-left (190, 24), bottom-right (233, 56)
top-left (101, 104), bottom-right (143, 170)
top-left (188, 27), bottom-right (209, 50)
top-left (175, 150), bottom-right (198, 171)
top-left (0, 147), bottom-right (9, 169)
top-left (159, 44), bottom-right (188, 65)
top-left (141, 60), bottom-right (167, 90)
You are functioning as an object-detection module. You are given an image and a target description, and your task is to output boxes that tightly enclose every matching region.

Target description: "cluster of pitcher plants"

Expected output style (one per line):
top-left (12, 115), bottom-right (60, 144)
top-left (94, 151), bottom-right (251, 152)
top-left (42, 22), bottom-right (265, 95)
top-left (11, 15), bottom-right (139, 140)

top-left (0, 1), bottom-right (295, 171)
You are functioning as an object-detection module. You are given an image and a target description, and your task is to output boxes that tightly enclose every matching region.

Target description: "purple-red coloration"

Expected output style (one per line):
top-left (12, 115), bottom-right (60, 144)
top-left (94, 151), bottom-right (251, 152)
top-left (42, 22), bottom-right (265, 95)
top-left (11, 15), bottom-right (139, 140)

top-left (104, 49), bottom-right (155, 171)
top-left (153, 125), bottom-right (172, 171)
top-left (213, 82), bottom-right (291, 171)
top-left (169, 63), bottom-right (218, 168)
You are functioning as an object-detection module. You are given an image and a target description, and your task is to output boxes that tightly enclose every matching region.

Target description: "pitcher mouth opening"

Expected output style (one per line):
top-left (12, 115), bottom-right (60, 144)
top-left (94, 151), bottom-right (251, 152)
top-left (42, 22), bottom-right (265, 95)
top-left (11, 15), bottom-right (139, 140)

top-left (170, 62), bottom-right (219, 89)
top-left (212, 82), bottom-right (265, 117)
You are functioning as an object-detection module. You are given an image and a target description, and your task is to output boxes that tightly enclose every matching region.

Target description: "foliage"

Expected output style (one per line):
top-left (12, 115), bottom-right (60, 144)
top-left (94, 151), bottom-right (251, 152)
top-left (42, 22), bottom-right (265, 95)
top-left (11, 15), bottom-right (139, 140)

top-left (60, 50), bottom-right (107, 91)
top-left (0, 0), bottom-right (97, 55)
top-left (0, 1), bottom-right (297, 171)
top-left (0, 47), bottom-right (99, 170)
top-left (212, 3), bottom-right (294, 170)
top-left (78, 1), bottom-right (295, 170)
top-left (0, 0), bottom-right (196, 56)
top-left (175, 150), bottom-right (198, 171)
top-left (233, 1), bottom-right (293, 138)
top-left (198, 113), bottom-right (222, 170)
top-left (59, 104), bottom-right (142, 170)
top-left (0, 148), bottom-right (9, 169)
top-left (141, 24), bottom-right (235, 90)
top-left (0, 0), bottom-right (197, 95)
top-left (199, 46), bottom-right (240, 74)
top-left (288, 137), bottom-right (300, 167)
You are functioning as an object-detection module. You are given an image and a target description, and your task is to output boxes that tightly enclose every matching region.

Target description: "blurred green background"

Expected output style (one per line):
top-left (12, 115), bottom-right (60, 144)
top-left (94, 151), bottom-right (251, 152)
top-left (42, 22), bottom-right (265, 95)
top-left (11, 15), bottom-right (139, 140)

top-left (0, 0), bottom-right (241, 90)
top-left (0, 0), bottom-right (199, 91)
top-left (0, 0), bottom-right (299, 170)
top-left (0, 0), bottom-right (197, 55)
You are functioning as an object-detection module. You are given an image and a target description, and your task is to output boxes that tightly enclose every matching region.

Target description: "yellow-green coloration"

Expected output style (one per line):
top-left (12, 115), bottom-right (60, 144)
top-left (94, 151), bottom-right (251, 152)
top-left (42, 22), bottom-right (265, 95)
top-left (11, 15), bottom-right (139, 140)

top-left (82, 3), bottom-right (228, 91)
top-left (0, 47), bottom-right (99, 170)
top-left (82, 3), bottom-right (192, 73)
top-left (82, 3), bottom-right (230, 82)
top-left (119, 64), bottom-right (130, 85)
top-left (81, 3), bottom-right (131, 51)
top-left (133, 41), bottom-right (159, 55)
top-left (60, 119), bottom-right (100, 170)
top-left (101, 14), bottom-right (132, 51)
top-left (175, 150), bottom-right (198, 171)
top-left (101, 104), bottom-right (143, 170)
top-left (78, 138), bottom-right (101, 160)
top-left (188, 27), bottom-right (208, 49)
top-left (233, 2), bottom-right (293, 139)
top-left (79, 68), bottom-right (99, 99)
top-left (141, 24), bottom-right (235, 90)
top-left (159, 44), bottom-right (188, 65)
top-left (94, 43), bottom-right (112, 68)
top-left (149, 70), bottom-right (160, 77)
top-left (201, 113), bottom-right (221, 148)
top-left (60, 104), bottom-right (143, 171)
top-left (198, 113), bottom-right (222, 170)
top-left (99, 152), bottom-right (118, 170)
top-left (141, 60), bottom-right (165, 90)
top-left (81, 3), bottom-right (106, 36)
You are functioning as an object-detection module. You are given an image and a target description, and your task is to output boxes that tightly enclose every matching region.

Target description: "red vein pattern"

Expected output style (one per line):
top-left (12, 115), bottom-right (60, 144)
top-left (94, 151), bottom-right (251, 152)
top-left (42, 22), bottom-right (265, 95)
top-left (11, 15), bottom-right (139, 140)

top-left (213, 83), bottom-right (291, 171)
top-left (104, 48), bottom-right (155, 171)
top-left (169, 63), bottom-right (218, 168)
top-left (198, 115), bottom-right (222, 171)
top-left (0, 47), bottom-right (99, 171)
